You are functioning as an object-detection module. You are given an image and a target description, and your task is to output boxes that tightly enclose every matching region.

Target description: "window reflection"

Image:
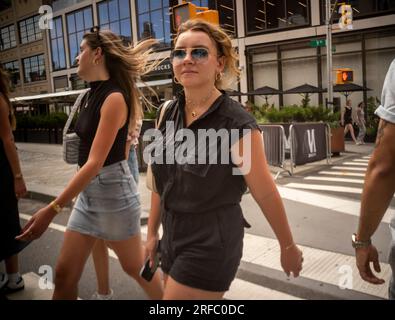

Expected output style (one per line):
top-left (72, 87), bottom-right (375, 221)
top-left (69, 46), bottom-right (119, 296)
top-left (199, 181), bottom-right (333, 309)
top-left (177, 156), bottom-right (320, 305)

top-left (136, 0), bottom-right (178, 49)
top-left (0, 24), bottom-right (16, 51)
top-left (3, 60), bottom-right (20, 86)
top-left (18, 15), bottom-right (42, 44)
top-left (98, 0), bottom-right (131, 42)
top-left (245, 0), bottom-right (309, 34)
top-left (22, 54), bottom-right (46, 83)
top-left (50, 17), bottom-right (66, 71)
top-left (66, 7), bottom-right (93, 67)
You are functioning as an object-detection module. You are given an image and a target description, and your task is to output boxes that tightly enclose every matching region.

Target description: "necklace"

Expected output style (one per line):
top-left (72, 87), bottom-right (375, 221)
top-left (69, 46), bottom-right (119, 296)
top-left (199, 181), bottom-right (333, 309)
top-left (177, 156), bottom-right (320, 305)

top-left (185, 87), bottom-right (216, 118)
top-left (84, 81), bottom-right (106, 108)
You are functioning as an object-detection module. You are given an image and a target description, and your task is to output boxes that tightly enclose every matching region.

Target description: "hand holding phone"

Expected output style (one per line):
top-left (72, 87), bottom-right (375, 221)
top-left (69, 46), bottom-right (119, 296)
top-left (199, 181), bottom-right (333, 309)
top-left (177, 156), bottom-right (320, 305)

top-left (140, 253), bottom-right (160, 282)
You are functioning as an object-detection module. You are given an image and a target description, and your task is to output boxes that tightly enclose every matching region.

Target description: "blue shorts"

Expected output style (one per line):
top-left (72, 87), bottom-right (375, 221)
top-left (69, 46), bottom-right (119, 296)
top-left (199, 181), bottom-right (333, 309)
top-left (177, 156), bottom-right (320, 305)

top-left (67, 160), bottom-right (141, 241)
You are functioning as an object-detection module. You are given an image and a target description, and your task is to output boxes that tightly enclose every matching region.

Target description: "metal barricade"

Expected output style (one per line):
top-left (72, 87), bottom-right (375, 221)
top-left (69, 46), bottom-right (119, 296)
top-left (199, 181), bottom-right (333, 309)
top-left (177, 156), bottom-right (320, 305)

top-left (289, 122), bottom-right (331, 175)
top-left (259, 124), bottom-right (290, 179)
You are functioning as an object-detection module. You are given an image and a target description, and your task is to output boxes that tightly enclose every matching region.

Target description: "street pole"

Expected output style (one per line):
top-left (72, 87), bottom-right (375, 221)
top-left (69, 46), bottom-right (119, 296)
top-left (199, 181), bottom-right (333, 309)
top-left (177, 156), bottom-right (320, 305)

top-left (326, 0), bottom-right (333, 112)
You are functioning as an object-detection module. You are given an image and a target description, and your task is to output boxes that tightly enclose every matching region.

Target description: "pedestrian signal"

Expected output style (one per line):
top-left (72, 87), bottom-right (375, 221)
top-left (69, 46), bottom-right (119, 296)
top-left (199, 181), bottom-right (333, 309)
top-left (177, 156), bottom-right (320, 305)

top-left (173, 1), bottom-right (219, 30)
top-left (336, 69), bottom-right (353, 84)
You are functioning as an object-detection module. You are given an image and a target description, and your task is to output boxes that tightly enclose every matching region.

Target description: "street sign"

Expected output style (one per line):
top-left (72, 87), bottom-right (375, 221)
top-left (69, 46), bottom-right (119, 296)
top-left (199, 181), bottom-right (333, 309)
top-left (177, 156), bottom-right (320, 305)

top-left (310, 39), bottom-right (326, 47)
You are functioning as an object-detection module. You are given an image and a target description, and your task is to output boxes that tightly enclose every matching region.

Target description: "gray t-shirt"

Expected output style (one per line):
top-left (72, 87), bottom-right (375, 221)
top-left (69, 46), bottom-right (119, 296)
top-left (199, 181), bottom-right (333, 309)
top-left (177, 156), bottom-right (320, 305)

top-left (375, 59), bottom-right (395, 124)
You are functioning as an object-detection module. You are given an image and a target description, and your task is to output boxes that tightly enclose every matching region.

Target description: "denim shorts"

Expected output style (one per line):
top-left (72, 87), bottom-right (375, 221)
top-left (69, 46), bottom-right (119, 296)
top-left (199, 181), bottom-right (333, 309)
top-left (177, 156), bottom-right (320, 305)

top-left (67, 160), bottom-right (141, 241)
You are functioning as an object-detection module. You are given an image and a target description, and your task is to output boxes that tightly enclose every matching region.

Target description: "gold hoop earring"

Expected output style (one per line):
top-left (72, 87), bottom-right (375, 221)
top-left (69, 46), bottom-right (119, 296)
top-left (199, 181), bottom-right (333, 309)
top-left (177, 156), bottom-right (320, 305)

top-left (174, 76), bottom-right (180, 84)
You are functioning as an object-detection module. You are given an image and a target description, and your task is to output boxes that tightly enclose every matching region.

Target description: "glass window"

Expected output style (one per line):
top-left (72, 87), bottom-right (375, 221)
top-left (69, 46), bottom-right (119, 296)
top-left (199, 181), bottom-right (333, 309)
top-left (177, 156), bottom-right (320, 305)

top-left (320, 0), bottom-right (395, 23)
top-left (98, 0), bottom-right (132, 42)
top-left (66, 7), bottom-right (93, 66)
top-left (245, 0), bottom-right (309, 34)
top-left (3, 60), bottom-right (20, 86)
top-left (0, 24), bottom-right (16, 51)
top-left (22, 54), bottom-right (46, 83)
top-left (136, 0), bottom-right (179, 49)
top-left (18, 15), bottom-right (43, 44)
top-left (50, 17), bottom-right (66, 71)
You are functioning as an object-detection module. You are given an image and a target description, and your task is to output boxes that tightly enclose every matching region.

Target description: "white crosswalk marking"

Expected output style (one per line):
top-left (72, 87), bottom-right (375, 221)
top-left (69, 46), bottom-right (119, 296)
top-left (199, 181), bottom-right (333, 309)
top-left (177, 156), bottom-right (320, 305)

top-left (285, 183), bottom-right (364, 194)
top-left (342, 162), bottom-right (369, 166)
top-left (318, 171), bottom-right (365, 177)
top-left (331, 166), bottom-right (367, 171)
top-left (352, 159), bottom-right (369, 163)
top-left (304, 176), bottom-right (364, 184)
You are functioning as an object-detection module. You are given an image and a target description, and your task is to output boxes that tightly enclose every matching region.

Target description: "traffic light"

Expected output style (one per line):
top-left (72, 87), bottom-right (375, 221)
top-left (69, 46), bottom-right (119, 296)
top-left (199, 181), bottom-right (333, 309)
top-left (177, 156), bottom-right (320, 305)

top-left (338, 4), bottom-right (353, 30)
top-left (336, 69), bottom-right (353, 84)
top-left (173, 1), bottom-right (219, 30)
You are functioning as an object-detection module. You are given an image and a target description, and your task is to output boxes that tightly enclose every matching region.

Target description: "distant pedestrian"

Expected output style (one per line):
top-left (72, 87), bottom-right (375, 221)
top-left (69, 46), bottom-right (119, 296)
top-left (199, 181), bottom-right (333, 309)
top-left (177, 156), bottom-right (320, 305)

top-left (341, 99), bottom-right (358, 144)
top-left (353, 58), bottom-right (395, 299)
top-left (146, 20), bottom-right (303, 300)
top-left (0, 67), bottom-right (28, 294)
top-left (356, 102), bottom-right (366, 144)
top-left (16, 28), bottom-right (162, 300)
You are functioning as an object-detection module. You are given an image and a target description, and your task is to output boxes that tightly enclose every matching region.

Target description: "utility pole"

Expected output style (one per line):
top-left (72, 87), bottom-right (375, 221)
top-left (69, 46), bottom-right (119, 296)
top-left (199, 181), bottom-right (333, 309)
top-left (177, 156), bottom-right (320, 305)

top-left (326, 0), bottom-right (334, 112)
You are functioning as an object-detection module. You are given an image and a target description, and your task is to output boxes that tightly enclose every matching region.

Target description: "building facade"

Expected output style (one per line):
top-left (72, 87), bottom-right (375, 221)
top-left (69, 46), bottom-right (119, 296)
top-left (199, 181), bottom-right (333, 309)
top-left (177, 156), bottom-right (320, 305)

top-left (0, 0), bottom-right (52, 99)
top-left (1, 0), bottom-right (394, 110)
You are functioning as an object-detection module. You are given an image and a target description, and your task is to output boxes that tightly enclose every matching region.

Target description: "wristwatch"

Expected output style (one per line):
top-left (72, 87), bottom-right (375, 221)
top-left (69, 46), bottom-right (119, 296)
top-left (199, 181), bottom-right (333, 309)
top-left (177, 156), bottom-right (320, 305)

top-left (351, 233), bottom-right (371, 249)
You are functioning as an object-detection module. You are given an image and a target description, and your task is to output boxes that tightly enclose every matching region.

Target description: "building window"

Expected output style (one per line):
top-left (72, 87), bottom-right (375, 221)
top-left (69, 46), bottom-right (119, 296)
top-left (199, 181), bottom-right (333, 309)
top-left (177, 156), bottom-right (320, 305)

top-left (245, 0), bottom-right (309, 35)
top-left (53, 75), bottom-right (69, 92)
top-left (98, 0), bottom-right (132, 42)
top-left (22, 54), bottom-right (46, 83)
top-left (0, 24), bottom-right (16, 51)
top-left (136, 0), bottom-right (178, 49)
top-left (50, 17), bottom-right (66, 71)
top-left (3, 60), bottom-right (20, 86)
top-left (70, 73), bottom-right (88, 90)
top-left (320, 0), bottom-right (395, 23)
top-left (66, 6), bottom-right (93, 67)
top-left (18, 15), bottom-right (42, 44)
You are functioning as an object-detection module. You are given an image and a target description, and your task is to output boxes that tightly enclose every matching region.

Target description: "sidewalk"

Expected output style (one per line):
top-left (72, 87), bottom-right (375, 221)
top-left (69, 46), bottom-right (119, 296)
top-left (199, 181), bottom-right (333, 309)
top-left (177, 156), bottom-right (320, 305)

top-left (16, 141), bottom-right (389, 300)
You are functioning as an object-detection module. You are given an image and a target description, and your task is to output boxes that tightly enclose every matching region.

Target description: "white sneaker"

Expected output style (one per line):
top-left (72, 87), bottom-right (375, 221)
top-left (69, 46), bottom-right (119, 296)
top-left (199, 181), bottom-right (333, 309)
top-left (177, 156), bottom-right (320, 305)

top-left (4, 275), bottom-right (24, 294)
top-left (90, 289), bottom-right (114, 300)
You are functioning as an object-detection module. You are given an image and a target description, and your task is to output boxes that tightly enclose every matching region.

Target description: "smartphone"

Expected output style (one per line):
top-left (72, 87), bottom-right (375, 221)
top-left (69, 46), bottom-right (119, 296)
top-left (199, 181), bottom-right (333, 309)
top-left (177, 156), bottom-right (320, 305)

top-left (140, 241), bottom-right (161, 282)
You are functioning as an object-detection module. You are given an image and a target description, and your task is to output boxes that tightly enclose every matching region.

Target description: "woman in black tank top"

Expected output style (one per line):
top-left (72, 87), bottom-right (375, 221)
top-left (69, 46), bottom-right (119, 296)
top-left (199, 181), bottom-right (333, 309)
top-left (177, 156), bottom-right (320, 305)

top-left (17, 29), bottom-right (163, 299)
top-left (341, 99), bottom-right (358, 144)
top-left (0, 68), bottom-right (28, 295)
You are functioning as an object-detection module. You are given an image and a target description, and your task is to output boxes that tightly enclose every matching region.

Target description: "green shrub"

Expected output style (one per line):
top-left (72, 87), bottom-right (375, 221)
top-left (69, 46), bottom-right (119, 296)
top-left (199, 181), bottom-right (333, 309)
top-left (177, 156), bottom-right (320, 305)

top-left (15, 112), bottom-right (68, 129)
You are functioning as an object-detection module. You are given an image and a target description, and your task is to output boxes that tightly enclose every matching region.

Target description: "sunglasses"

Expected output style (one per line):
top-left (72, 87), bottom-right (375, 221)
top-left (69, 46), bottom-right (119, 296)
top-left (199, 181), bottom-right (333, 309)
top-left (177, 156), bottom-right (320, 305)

top-left (170, 48), bottom-right (209, 64)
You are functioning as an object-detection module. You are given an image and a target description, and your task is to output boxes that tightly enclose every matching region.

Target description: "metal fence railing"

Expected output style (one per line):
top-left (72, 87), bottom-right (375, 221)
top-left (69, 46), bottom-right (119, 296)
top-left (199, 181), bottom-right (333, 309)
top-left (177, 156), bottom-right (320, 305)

top-left (259, 124), bottom-right (291, 179)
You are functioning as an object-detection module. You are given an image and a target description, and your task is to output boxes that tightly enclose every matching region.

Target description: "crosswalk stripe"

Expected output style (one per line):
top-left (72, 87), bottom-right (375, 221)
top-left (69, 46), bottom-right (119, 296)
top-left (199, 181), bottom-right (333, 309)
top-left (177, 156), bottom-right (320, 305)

top-left (362, 156), bottom-right (371, 159)
top-left (285, 182), bottom-right (364, 194)
top-left (331, 166), bottom-right (367, 171)
top-left (352, 159), bottom-right (369, 163)
top-left (343, 162), bottom-right (369, 166)
top-left (304, 176), bottom-right (364, 184)
top-left (276, 186), bottom-right (394, 223)
top-left (318, 171), bottom-right (365, 177)
top-left (225, 278), bottom-right (302, 300)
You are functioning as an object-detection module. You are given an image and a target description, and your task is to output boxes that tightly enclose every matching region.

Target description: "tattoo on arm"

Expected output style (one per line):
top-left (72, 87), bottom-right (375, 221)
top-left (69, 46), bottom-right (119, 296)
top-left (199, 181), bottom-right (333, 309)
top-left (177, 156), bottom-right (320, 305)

top-left (375, 120), bottom-right (387, 148)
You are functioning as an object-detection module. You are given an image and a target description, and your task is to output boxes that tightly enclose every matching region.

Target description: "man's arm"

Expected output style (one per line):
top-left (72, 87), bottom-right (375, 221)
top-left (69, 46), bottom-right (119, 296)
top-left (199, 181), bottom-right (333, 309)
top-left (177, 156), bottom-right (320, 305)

top-left (357, 119), bottom-right (395, 241)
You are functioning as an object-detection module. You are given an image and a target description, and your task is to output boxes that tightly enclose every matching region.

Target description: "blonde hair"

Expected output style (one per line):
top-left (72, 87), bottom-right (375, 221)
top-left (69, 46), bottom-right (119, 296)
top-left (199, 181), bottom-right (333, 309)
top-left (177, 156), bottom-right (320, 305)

top-left (174, 19), bottom-right (240, 90)
top-left (83, 30), bottom-right (158, 129)
top-left (0, 66), bottom-right (16, 130)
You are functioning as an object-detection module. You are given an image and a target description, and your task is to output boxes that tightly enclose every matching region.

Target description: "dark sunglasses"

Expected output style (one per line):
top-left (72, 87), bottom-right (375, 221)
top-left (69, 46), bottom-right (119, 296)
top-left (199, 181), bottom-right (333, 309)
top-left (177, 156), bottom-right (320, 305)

top-left (170, 48), bottom-right (209, 63)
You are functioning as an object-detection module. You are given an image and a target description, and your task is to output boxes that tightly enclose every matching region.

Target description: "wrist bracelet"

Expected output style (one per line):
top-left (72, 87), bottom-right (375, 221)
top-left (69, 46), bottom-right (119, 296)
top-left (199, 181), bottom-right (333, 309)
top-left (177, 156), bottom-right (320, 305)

top-left (284, 243), bottom-right (296, 251)
top-left (50, 200), bottom-right (62, 214)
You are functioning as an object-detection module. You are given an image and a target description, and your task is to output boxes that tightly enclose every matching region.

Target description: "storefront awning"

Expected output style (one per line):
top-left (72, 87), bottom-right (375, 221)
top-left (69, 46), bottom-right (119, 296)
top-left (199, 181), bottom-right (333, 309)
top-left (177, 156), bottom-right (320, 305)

top-left (10, 79), bottom-right (173, 104)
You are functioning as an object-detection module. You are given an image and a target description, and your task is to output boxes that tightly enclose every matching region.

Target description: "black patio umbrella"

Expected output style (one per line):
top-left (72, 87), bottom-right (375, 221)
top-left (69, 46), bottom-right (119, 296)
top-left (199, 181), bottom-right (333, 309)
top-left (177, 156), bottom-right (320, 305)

top-left (247, 86), bottom-right (282, 105)
top-left (284, 83), bottom-right (325, 107)
top-left (333, 83), bottom-right (372, 99)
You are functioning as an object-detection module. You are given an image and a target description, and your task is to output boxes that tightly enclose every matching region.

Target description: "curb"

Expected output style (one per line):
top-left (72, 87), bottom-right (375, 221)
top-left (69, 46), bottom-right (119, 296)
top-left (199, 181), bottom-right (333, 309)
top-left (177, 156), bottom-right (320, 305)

top-left (237, 261), bottom-right (384, 300)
